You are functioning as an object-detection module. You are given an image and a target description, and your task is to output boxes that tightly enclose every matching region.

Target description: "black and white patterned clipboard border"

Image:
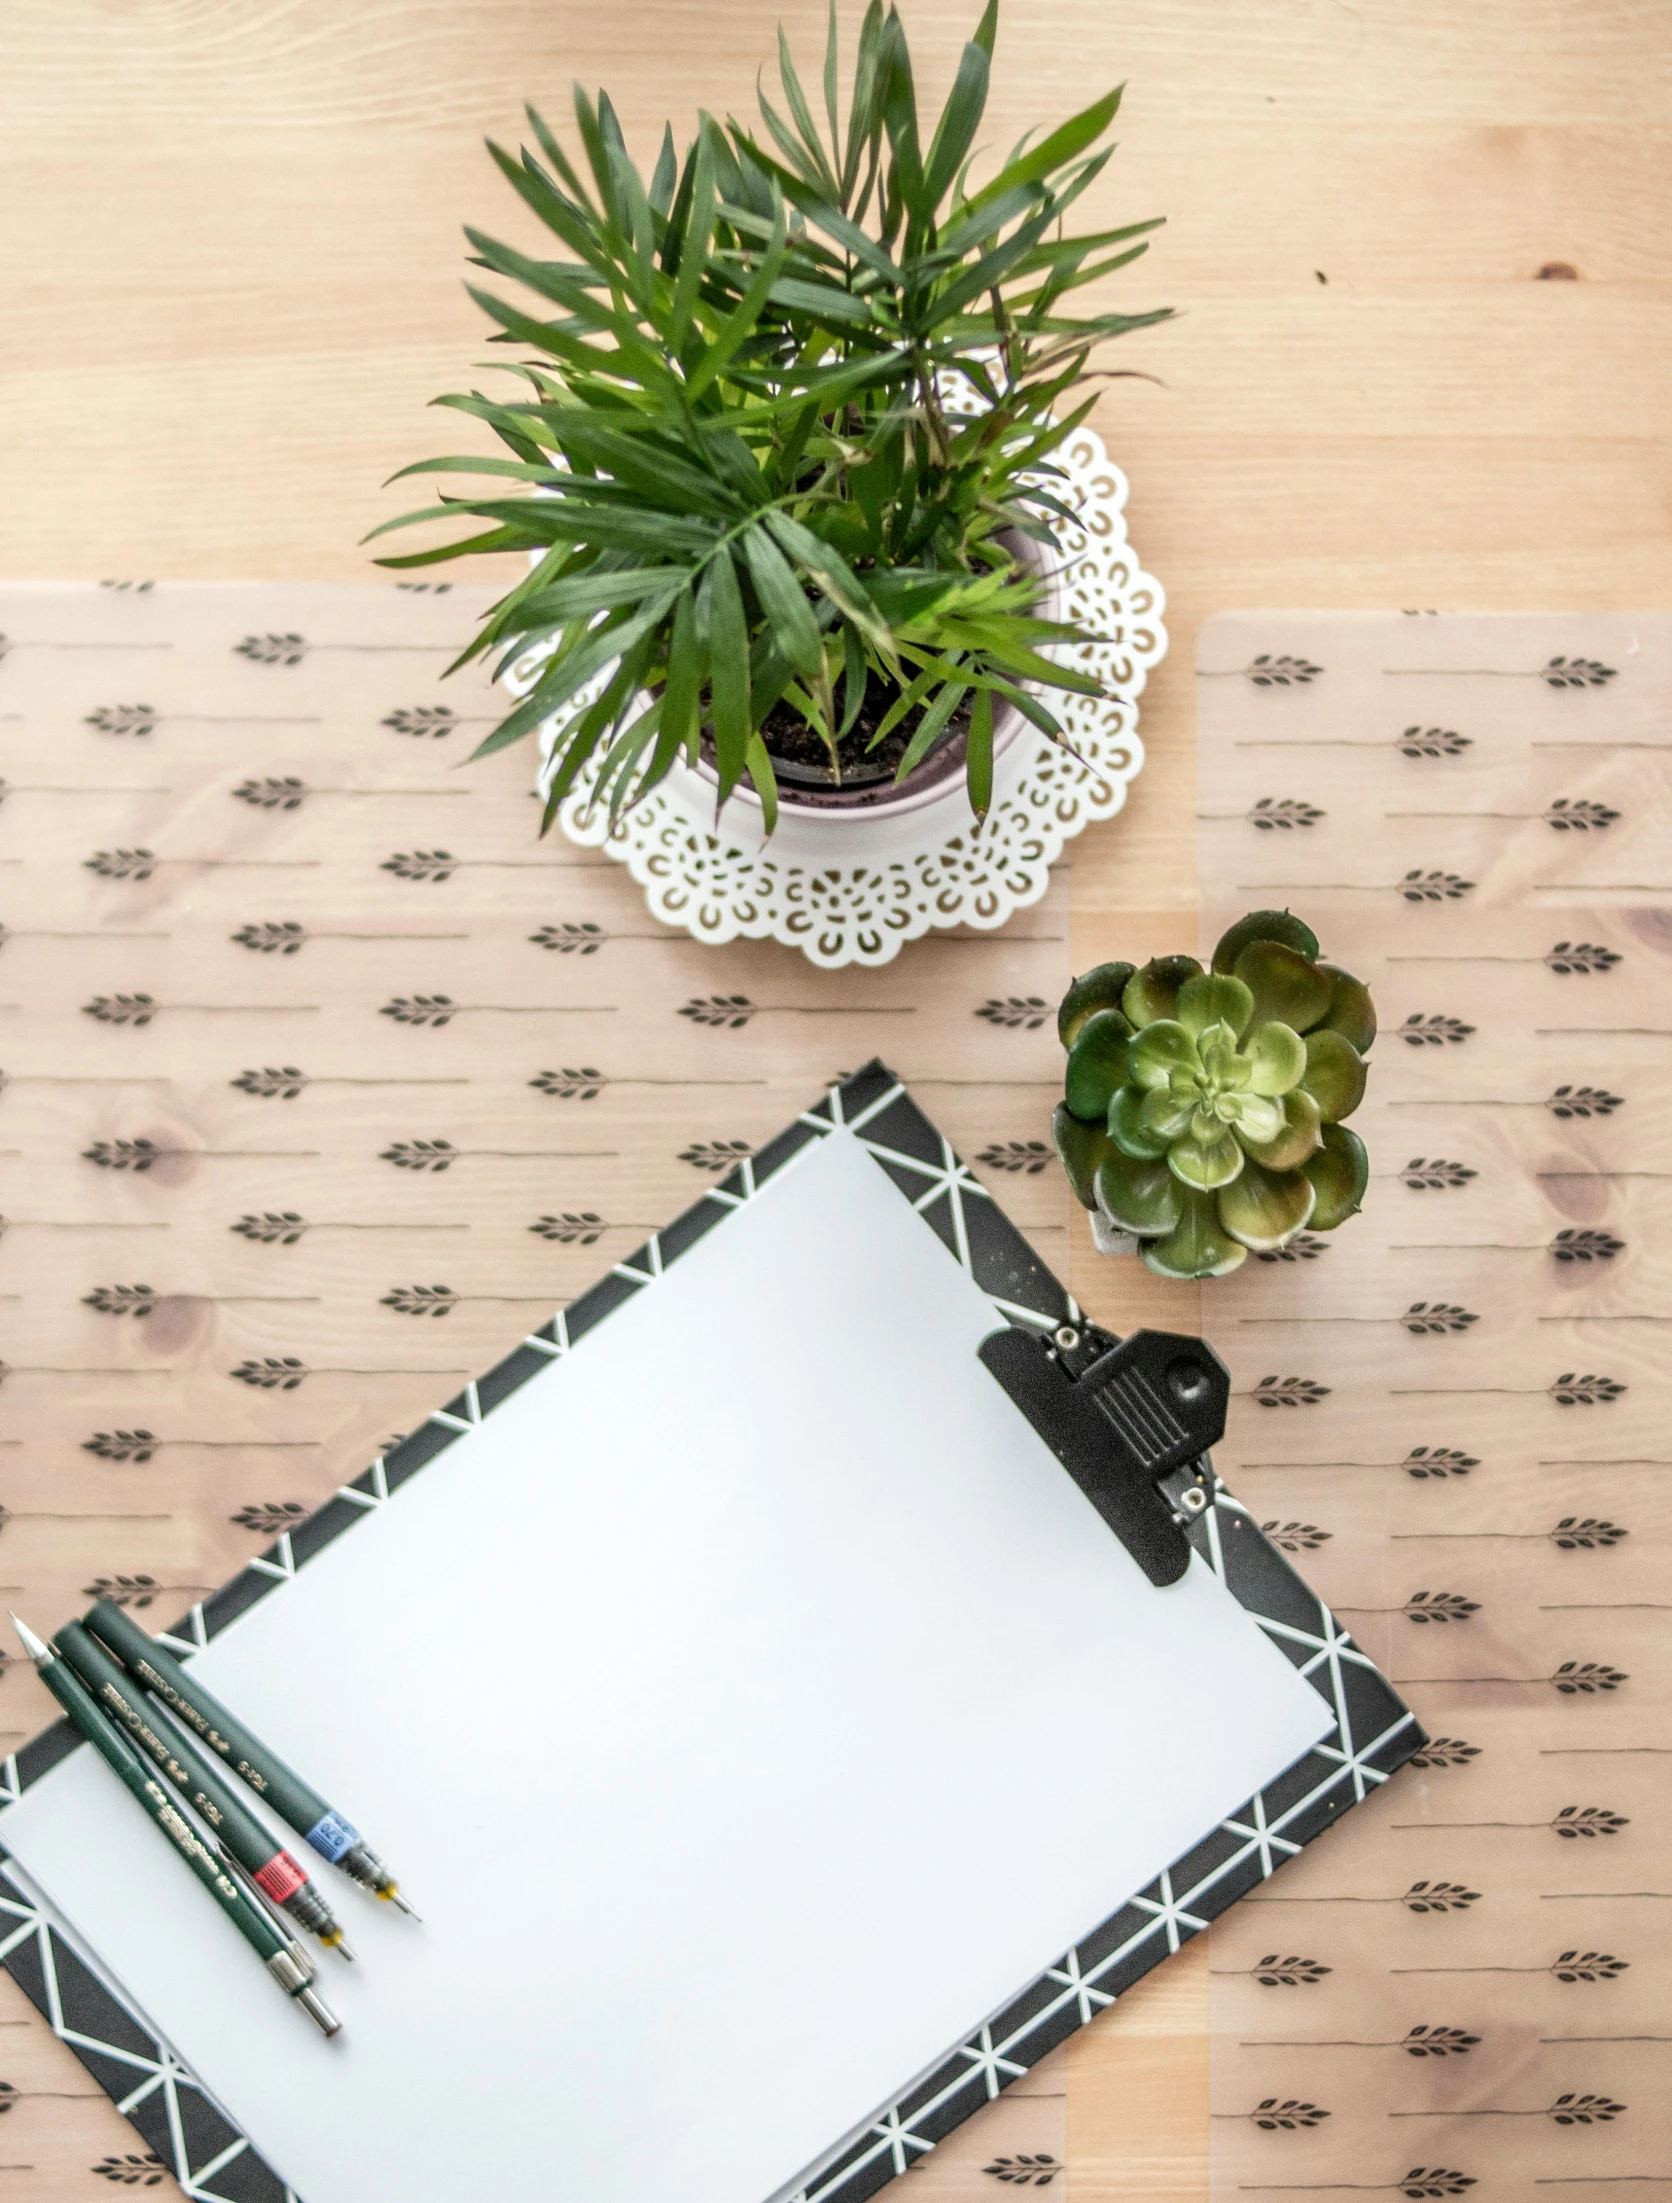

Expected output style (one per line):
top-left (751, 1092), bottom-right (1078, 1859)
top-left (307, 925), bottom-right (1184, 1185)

top-left (0, 1062), bottom-right (1421, 2203)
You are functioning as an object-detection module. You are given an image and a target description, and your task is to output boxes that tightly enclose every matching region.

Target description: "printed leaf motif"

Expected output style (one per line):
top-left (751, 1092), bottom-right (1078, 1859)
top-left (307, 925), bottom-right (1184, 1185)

top-left (1398, 726), bottom-right (1471, 758)
top-left (974, 1141), bottom-right (1052, 1174)
top-left (1552, 1950), bottom-right (1628, 1981)
top-left (1400, 1014), bottom-right (1474, 1047)
top-left (381, 849), bottom-right (457, 882)
top-left (1249, 2099), bottom-right (1330, 2131)
top-left (1254, 1231), bottom-right (1329, 1263)
top-left (83, 1429), bottom-right (158, 1463)
top-left (1540, 656), bottom-right (1616, 688)
top-left (82, 1574), bottom-right (163, 1611)
top-left (680, 996), bottom-right (756, 1028)
top-left (1403, 1590), bottom-right (1481, 1624)
top-left (1551, 1806), bottom-right (1628, 1837)
top-left (1552, 1661), bottom-right (1628, 1693)
top-left (393, 581), bottom-right (451, 594)
top-left (529, 922), bottom-right (606, 953)
top-left (235, 632), bottom-right (306, 666)
top-left (531, 1067), bottom-right (607, 1100)
top-left (92, 2155), bottom-right (167, 2188)
top-left (233, 921), bottom-right (308, 954)
top-left (1395, 2174), bottom-right (1475, 2201)
top-left (380, 1140), bottom-right (457, 1172)
top-left (1260, 1520), bottom-right (1331, 1552)
top-left (1550, 2093), bottom-right (1625, 2124)
top-left (1405, 1447), bottom-right (1479, 1480)
top-left (380, 1284), bottom-right (460, 1318)
top-left (84, 847), bottom-right (156, 881)
top-left (1550, 1516), bottom-right (1627, 1549)
top-left (1545, 940), bottom-right (1620, 975)
top-left (975, 996), bottom-right (1051, 1029)
top-left (1247, 798), bottom-right (1324, 830)
top-left (231, 1211), bottom-right (308, 1244)
top-left (678, 1140), bottom-right (756, 1174)
top-left (99, 579), bottom-right (155, 593)
top-left (83, 993), bottom-right (160, 1027)
top-left (83, 1284), bottom-right (162, 1318)
top-left (1401, 1303), bottom-right (1479, 1335)
top-left (1251, 1375), bottom-right (1331, 1409)
top-left (1550, 1372), bottom-right (1626, 1405)
top-left (529, 1214), bottom-right (607, 1245)
top-left (1409, 1737), bottom-right (1481, 1768)
top-left (233, 1066), bottom-right (309, 1099)
top-left (83, 1139), bottom-right (161, 1172)
top-left (1246, 654), bottom-right (1322, 686)
top-left (1399, 1158), bottom-right (1477, 1191)
top-left (1249, 1955), bottom-right (1331, 1987)
top-left (231, 1502), bottom-right (307, 1537)
top-left (85, 704), bottom-right (157, 737)
top-left (230, 1357), bottom-right (308, 1391)
top-left (1550, 1229), bottom-right (1623, 1262)
top-left (1544, 796), bottom-right (1618, 832)
top-left (1401, 1881), bottom-right (1480, 1913)
top-left (233, 776), bottom-right (307, 809)
top-left (1547, 1085), bottom-right (1623, 1119)
top-left (983, 2156), bottom-right (1061, 2187)
top-left (1400, 871), bottom-right (1475, 902)
top-left (381, 994), bottom-right (457, 1027)
top-left (383, 704), bottom-right (459, 736)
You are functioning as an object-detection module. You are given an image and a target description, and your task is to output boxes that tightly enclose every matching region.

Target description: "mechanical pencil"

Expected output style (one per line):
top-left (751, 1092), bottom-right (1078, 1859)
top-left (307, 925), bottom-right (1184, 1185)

top-left (54, 1621), bottom-right (355, 1961)
top-left (11, 1616), bottom-right (339, 2037)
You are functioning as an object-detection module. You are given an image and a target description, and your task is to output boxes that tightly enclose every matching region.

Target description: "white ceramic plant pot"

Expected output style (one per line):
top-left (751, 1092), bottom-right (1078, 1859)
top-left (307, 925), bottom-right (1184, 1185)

top-left (662, 528), bottom-right (1061, 862)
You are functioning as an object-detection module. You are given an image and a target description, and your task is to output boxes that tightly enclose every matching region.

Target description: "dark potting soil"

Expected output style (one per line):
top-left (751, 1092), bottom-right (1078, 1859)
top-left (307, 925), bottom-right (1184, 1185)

top-left (757, 672), bottom-right (975, 787)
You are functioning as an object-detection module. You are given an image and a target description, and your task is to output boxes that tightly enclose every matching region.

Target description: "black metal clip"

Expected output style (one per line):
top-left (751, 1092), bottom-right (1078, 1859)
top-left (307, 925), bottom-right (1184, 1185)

top-left (978, 1323), bottom-right (1230, 1586)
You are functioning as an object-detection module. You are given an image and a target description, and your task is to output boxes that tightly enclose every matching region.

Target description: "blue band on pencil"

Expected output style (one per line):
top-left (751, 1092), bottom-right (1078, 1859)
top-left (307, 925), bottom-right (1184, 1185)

top-left (304, 1809), bottom-right (360, 1863)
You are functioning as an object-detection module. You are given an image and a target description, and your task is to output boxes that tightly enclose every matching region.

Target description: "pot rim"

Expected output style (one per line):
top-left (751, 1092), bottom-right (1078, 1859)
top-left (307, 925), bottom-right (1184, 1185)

top-left (698, 527), bottom-right (1068, 826)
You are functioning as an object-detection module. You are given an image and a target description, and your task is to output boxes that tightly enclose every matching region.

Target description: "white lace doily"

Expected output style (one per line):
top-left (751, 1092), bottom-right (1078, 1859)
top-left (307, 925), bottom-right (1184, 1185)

top-left (523, 423), bottom-right (1164, 969)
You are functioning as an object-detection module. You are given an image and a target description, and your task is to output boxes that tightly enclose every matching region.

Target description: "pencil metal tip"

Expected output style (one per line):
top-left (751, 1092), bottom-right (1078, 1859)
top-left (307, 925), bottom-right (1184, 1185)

top-left (8, 1614), bottom-right (51, 1666)
top-left (329, 1936), bottom-right (356, 1962)
top-left (388, 1889), bottom-right (421, 1921)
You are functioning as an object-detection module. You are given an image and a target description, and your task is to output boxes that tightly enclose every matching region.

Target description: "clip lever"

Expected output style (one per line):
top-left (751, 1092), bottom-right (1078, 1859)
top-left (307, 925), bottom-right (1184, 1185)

top-left (978, 1325), bottom-right (1230, 1586)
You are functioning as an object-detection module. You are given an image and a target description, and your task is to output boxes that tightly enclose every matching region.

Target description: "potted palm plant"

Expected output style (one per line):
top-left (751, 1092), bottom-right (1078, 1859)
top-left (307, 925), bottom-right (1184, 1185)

top-left (374, 1), bottom-right (1169, 836)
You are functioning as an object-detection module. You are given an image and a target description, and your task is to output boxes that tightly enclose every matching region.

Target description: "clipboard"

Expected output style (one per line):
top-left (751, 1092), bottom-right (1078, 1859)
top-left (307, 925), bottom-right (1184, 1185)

top-left (0, 1063), bottom-right (1422, 2203)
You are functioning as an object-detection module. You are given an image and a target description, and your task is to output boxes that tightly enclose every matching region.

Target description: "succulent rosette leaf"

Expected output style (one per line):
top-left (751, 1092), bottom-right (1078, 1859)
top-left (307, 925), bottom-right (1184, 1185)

top-left (1055, 909), bottom-right (1373, 1277)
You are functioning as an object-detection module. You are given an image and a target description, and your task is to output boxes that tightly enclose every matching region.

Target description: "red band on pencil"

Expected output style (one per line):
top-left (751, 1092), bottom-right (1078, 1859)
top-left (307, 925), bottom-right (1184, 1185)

top-left (253, 1851), bottom-right (308, 1904)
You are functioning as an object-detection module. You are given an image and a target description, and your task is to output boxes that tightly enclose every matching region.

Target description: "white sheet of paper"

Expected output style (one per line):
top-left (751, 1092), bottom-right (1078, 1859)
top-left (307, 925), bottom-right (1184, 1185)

top-left (2, 1127), bottom-right (1331, 2203)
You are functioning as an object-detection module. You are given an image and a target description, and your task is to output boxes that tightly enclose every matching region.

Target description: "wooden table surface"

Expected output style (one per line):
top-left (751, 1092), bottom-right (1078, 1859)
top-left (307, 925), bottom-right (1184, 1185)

top-left (1, 2), bottom-right (1667, 2195)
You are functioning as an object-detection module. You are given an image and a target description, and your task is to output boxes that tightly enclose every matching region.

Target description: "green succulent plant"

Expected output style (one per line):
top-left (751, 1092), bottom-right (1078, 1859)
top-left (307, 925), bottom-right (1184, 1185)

top-left (1052, 909), bottom-right (1373, 1278)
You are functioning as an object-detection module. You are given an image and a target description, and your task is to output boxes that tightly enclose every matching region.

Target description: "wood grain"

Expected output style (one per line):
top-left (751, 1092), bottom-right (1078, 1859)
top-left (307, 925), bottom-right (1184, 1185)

top-left (0, 2), bottom-right (1667, 2197)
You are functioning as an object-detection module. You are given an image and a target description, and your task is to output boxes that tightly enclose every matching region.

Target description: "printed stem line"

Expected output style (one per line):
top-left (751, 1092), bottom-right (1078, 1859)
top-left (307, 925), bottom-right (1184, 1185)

top-left (1538, 1173), bottom-right (1672, 1182)
top-left (254, 1222), bottom-right (470, 1233)
top-left (0, 1220), bottom-right (168, 1230)
top-left (1538, 1315), bottom-right (1670, 1324)
top-left (1530, 883), bottom-right (1672, 893)
top-left (1542, 1747), bottom-right (1672, 1755)
top-left (1538, 1604), bottom-right (1672, 1612)
top-left (1536, 1028), bottom-right (1672, 1037)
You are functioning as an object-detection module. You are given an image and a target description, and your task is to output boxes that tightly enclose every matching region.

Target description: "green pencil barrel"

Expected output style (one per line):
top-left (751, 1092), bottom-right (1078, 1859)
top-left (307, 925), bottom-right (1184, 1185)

top-left (34, 1652), bottom-right (288, 1967)
top-left (84, 1599), bottom-right (332, 1841)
